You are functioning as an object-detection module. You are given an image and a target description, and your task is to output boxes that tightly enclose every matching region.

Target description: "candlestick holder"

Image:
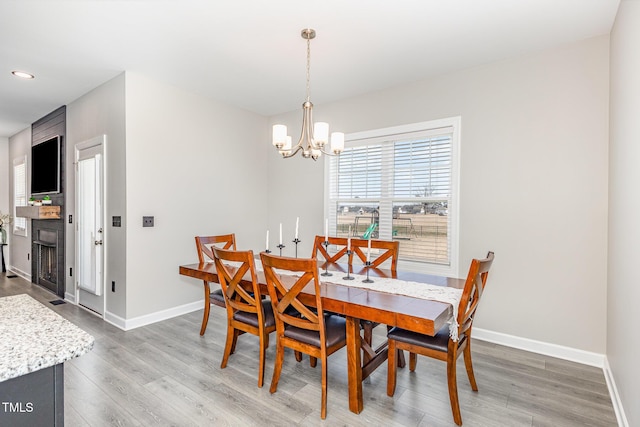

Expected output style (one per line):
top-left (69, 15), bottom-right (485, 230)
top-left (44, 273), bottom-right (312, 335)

top-left (264, 249), bottom-right (272, 254)
top-left (277, 244), bottom-right (285, 256)
top-left (363, 261), bottom-right (374, 283)
top-left (321, 240), bottom-right (333, 276)
top-left (292, 238), bottom-right (301, 258)
top-left (342, 250), bottom-right (354, 280)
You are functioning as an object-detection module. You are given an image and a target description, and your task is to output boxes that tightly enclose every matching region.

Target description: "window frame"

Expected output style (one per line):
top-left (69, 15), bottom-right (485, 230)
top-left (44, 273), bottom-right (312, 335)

top-left (13, 155), bottom-right (28, 237)
top-left (324, 117), bottom-right (460, 277)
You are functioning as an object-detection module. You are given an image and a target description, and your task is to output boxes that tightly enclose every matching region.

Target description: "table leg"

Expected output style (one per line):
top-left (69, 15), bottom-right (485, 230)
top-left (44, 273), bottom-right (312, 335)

top-left (346, 316), bottom-right (363, 414)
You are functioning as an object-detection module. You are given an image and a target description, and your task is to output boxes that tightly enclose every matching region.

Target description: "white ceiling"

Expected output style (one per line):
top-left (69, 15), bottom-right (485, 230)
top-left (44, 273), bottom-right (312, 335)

top-left (0, 0), bottom-right (620, 138)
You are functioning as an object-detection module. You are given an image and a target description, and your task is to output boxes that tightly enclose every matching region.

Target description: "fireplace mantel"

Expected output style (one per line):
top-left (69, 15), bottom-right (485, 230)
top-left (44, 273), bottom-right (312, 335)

top-left (16, 206), bottom-right (61, 220)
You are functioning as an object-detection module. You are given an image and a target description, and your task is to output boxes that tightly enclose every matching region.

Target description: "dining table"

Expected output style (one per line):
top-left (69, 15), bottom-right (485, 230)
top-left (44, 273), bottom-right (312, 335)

top-left (179, 259), bottom-right (465, 414)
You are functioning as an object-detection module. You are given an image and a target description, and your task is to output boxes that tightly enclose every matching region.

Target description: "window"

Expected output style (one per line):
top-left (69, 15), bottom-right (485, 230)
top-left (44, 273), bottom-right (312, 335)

top-left (13, 156), bottom-right (27, 236)
top-left (326, 117), bottom-right (460, 275)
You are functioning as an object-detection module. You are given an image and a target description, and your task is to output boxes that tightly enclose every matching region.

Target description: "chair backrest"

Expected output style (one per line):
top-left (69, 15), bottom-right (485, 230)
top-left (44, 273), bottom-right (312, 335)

top-left (212, 247), bottom-right (262, 319)
top-left (350, 238), bottom-right (399, 272)
top-left (260, 253), bottom-right (325, 336)
top-left (311, 235), bottom-right (350, 265)
top-left (195, 234), bottom-right (236, 263)
top-left (456, 251), bottom-right (494, 340)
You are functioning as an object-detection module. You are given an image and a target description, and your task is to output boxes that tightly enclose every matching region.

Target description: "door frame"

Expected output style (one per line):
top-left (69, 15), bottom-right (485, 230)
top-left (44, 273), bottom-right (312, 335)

top-left (74, 134), bottom-right (106, 316)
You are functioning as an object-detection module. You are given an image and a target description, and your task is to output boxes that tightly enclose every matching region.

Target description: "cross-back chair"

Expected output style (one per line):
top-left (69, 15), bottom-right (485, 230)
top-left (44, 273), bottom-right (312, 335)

top-left (212, 247), bottom-right (275, 387)
top-left (386, 251), bottom-right (495, 426)
top-left (348, 238), bottom-right (403, 366)
top-left (349, 237), bottom-right (399, 272)
top-left (311, 235), bottom-right (351, 271)
top-left (194, 233), bottom-right (236, 335)
top-left (260, 253), bottom-right (347, 420)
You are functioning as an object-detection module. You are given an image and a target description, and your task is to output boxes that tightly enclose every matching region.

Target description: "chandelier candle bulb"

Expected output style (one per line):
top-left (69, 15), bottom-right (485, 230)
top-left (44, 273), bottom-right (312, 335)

top-left (331, 132), bottom-right (345, 153)
top-left (295, 217), bottom-right (299, 239)
top-left (314, 122), bottom-right (329, 146)
top-left (347, 226), bottom-right (351, 250)
top-left (272, 125), bottom-right (287, 147)
top-left (279, 223), bottom-right (283, 245)
top-left (266, 230), bottom-right (269, 251)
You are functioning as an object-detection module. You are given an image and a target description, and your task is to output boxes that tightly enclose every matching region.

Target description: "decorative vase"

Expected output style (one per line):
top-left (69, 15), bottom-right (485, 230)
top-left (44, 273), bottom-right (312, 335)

top-left (0, 227), bottom-right (6, 244)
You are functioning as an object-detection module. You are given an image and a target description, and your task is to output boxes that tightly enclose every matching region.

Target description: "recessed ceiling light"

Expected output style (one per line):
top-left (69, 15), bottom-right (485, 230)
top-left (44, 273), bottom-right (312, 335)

top-left (12, 70), bottom-right (35, 79)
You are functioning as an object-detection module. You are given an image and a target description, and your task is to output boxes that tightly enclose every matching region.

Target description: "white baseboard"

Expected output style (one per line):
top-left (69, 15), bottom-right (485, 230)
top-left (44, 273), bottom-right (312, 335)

top-left (603, 357), bottom-right (629, 427)
top-left (64, 291), bottom-right (76, 304)
top-left (473, 327), bottom-right (606, 367)
top-left (104, 299), bottom-right (204, 331)
top-left (7, 265), bottom-right (31, 282)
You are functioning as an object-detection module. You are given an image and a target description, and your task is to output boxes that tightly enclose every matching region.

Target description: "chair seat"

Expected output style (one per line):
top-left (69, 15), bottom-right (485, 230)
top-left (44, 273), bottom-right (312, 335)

top-left (210, 288), bottom-right (226, 307)
top-left (284, 315), bottom-right (346, 348)
top-left (388, 325), bottom-right (453, 352)
top-left (233, 300), bottom-right (276, 328)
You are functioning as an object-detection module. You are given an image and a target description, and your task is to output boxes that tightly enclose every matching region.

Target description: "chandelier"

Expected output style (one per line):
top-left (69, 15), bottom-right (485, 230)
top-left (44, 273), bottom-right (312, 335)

top-left (271, 29), bottom-right (344, 160)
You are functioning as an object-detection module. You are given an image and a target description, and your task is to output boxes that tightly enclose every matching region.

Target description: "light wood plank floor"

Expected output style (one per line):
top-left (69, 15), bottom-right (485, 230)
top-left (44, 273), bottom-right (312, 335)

top-left (1, 275), bottom-right (618, 426)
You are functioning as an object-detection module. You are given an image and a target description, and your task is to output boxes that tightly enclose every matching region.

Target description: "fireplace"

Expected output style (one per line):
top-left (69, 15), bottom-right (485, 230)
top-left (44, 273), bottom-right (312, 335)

top-left (32, 220), bottom-right (65, 297)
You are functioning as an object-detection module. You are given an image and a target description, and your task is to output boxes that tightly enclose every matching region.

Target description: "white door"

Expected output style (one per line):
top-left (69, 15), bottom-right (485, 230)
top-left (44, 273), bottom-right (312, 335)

top-left (75, 136), bottom-right (105, 315)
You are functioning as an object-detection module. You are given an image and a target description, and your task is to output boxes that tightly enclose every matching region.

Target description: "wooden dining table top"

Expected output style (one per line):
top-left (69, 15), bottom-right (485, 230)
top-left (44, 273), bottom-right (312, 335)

top-left (179, 261), bottom-right (464, 340)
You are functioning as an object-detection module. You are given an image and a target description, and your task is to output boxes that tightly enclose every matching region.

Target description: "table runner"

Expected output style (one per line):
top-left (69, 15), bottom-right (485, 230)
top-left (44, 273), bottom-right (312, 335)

top-left (248, 260), bottom-right (463, 341)
top-left (322, 272), bottom-right (463, 341)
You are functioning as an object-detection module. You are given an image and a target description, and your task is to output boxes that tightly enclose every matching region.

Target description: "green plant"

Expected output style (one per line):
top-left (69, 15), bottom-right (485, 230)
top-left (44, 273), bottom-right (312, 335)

top-left (43, 195), bottom-right (51, 200)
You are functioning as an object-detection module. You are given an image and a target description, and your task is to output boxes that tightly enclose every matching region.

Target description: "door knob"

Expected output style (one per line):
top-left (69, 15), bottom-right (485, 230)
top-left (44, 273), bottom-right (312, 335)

top-left (94, 240), bottom-right (103, 246)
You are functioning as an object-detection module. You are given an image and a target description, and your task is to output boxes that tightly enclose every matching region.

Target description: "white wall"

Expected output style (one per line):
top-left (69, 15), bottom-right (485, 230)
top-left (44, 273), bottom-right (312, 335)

top-left (7, 129), bottom-right (31, 276)
top-left (268, 36), bottom-right (610, 354)
top-left (67, 73), bottom-right (127, 316)
top-left (124, 73), bottom-right (268, 319)
top-left (608, 1), bottom-right (640, 425)
top-left (0, 136), bottom-right (8, 259)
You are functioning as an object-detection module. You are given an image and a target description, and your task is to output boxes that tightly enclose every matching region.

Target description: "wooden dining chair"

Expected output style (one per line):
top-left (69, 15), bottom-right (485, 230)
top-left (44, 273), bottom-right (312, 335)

top-left (194, 233), bottom-right (236, 335)
top-left (349, 237), bottom-right (400, 272)
top-left (311, 235), bottom-right (351, 271)
top-left (386, 251), bottom-right (495, 426)
top-left (260, 252), bottom-right (347, 419)
top-left (349, 238), bottom-right (403, 366)
top-left (212, 247), bottom-right (275, 388)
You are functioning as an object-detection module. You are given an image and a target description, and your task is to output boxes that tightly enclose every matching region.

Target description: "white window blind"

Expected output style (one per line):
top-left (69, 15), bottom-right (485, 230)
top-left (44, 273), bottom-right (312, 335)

top-left (13, 156), bottom-right (27, 236)
top-left (327, 118), bottom-right (460, 275)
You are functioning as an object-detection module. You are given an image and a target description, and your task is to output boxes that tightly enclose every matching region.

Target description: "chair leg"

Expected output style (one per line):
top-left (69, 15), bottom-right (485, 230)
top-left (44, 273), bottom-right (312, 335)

top-left (258, 333), bottom-right (266, 388)
top-left (221, 326), bottom-right (237, 369)
top-left (387, 339), bottom-right (397, 396)
top-left (363, 323), bottom-right (374, 363)
top-left (463, 341), bottom-right (478, 391)
top-left (294, 350), bottom-right (303, 362)
top-left (199, 282), bottom-right (211, 336)
top-left (447, 353), bottom-right (463, 426)
top-left (396, 349), bottom-right (406, 368)
top-left (409, 352), bottom-right (417, 371)
top-left (270, 340), bottom-right (285, 394)
top-left (229, 329), bottom-right (240, 354)
top-left (310, 356), bottom-right (317, 368)
top-left (320, 357), bottom-right (328, 419)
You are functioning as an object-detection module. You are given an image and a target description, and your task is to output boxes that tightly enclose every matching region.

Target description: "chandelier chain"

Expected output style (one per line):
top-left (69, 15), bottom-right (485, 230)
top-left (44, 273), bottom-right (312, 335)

top-left (306, 36), bottom-right (311, 102)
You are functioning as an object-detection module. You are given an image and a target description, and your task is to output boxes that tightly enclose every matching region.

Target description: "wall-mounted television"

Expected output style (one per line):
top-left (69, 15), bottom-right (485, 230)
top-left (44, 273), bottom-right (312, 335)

top-left (31, 135), bottom-right (61, 195)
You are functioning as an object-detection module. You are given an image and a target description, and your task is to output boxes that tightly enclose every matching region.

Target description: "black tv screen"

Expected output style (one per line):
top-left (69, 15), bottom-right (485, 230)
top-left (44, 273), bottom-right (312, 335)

top-left (31, 136), bottom-right (61, 195)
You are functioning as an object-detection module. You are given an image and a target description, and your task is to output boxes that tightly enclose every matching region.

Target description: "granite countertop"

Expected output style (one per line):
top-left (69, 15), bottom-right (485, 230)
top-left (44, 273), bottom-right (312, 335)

top-left (0, 294), bottom-right (95, 382)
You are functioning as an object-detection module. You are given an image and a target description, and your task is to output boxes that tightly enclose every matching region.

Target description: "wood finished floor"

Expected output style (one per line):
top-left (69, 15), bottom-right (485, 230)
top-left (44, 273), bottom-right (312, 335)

top-left (0, 275), bottom-right (618, 426)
